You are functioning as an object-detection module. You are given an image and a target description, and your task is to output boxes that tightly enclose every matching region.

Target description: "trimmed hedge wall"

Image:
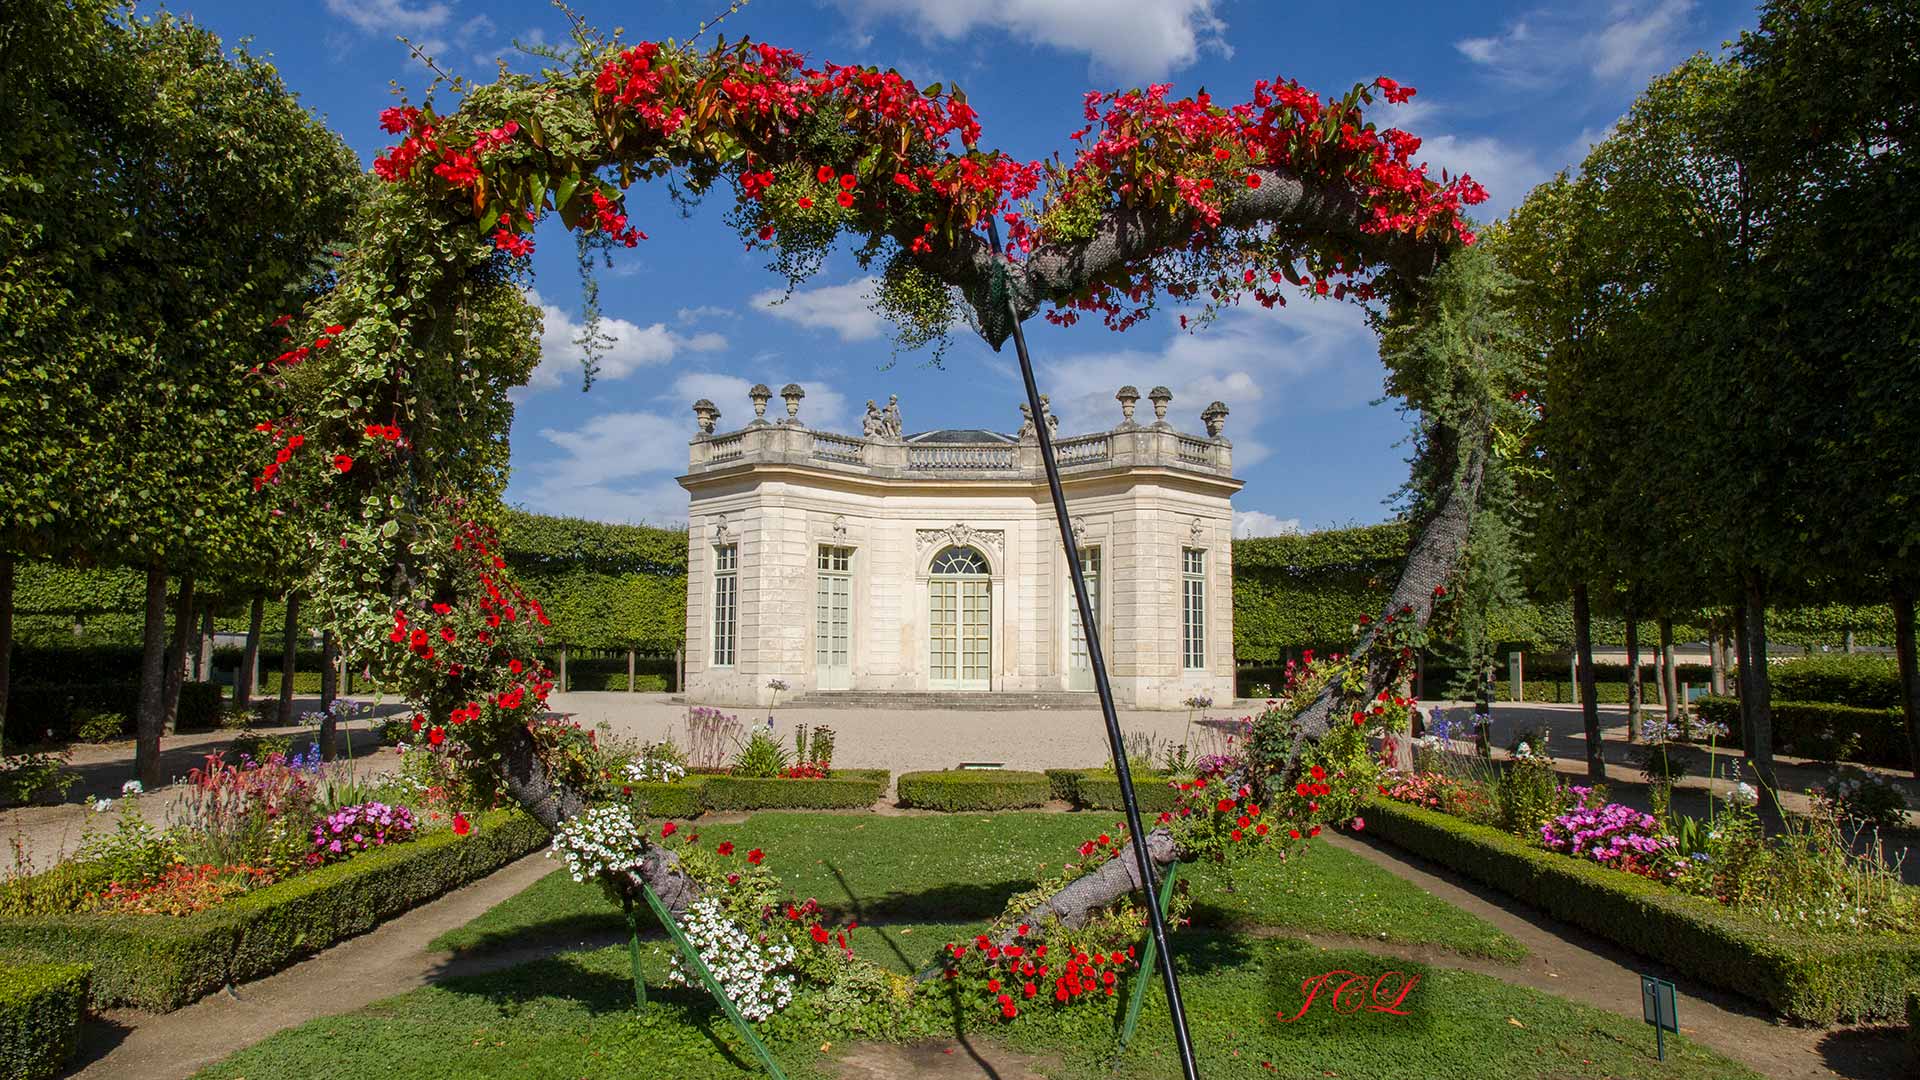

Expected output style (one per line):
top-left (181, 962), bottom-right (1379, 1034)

top-left (1771, 655), bottom-right (1901, 709)
top-left (0, 809), bottom-right (547, 1012)
top-left (622, 779), bottom-right (707, 819)
top-left (697, 770), bottom-right (890, 812)
top-left (0, 962), bottom-right (88, 1080)
top-left (1363, 798), bottom-right (1920, 1023)
top-left (896, 770), bottom-right (1052, 811)
top-left (1907, 989), bottom-right (1919, 1066)
top-left (1042, 769), bottom-right (1178, 812)
top-left (1694, 695), bottom-right (1909, 768)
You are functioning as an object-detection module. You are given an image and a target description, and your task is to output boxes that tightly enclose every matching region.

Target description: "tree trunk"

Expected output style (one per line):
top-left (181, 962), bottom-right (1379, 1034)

top-left (1709, 615), bottom-right (1728, 696)
top-left (235, 593), bottom-right (263, 711)
top-left (135, 563), bottom-right (168, 788)
top-left (1571, 584), bottom-right (1606, 780)
top-left (318, 629), bottom-right (339, 760)
top-left (1741, 573), bottom-right (1776, 787)
top-left (278, 593), bottom-right (300, 727)
top-left (1892, 584), bottom-right (1919, 780)
top-left (196, 605), bottom-right (214, 683)
top-left (1658, 617), bottom-right (1677, 724)
top-left (1845, 627), bottom-right (1856, 654)
top-left (495, 724), bottom-right (703, 917)
top-left (1002, 828), bottom-right (1181, 941)
top-left (1284, 430), bottom-right (1487, 761)
top-left (163, 571), bottom-right (194, 735)
top-left (1624, 612), bottom-right (1642, 741)
top-left (627, 648), bottom-right (636, 693)
top-left (0, 554), bottom-right (11, 755)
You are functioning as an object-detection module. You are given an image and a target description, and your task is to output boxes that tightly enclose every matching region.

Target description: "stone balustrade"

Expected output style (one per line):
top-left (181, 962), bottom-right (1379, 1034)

top-left (688, 418), bottom-right (1231, 478)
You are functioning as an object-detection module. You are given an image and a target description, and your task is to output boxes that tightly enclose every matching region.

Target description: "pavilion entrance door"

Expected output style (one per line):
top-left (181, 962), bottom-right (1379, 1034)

top-left (1066, 546), bottom-right (1101, 691)
top-left (815, 546), bottom-right (852, 691)
top-left (929, 546), bottom-right (991, 690)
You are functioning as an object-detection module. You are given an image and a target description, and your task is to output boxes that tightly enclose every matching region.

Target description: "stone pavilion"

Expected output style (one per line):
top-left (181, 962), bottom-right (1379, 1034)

top-left (678, 382), bottom-right (1240, 708)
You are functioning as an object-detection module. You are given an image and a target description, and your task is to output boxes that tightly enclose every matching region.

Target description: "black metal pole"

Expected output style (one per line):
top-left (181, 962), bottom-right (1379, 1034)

top-left (986, 220), bottom-right (1200, 1079)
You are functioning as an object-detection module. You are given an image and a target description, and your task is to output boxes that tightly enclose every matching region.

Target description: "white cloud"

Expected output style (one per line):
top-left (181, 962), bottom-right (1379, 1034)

top-left (1233, 511), bottom-right (1302, 539)
top-left (523, 290), bottom-right (727, 392)
top-left (1454, 2), bottom-right (1698, 89)
top-left (751, 277), bottom-right (886, 343)
top-left (324, 0), bottom-right (451, 35)
top-left (1415, 131), bottom-right (1551, 217)
top-left (1029, 299), bottom-right (1385, 444)
top-left (519, 372), bottom-right (853, 525)
top-left (677, 305), bottom-right (733, 324)
top-left (830, 0), bottom-right (1228, 81)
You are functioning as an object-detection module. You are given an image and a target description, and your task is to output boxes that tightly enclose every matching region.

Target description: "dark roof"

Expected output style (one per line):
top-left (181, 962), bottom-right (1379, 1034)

top-left (905, 428), bottom-right (1015, 444)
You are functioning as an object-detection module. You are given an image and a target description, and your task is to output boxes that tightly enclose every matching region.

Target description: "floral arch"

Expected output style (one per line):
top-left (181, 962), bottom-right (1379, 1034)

top-left (253, 23), bottom-right (1519, 1003)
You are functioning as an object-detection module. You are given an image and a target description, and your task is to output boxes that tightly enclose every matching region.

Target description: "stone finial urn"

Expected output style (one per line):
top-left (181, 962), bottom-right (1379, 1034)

top-left (1148, 385), bottom-right (1173, 427)
top-left (692, 399), bottom-right (720, 435)
top-left (780, 383), bottom-right (806, 425)
top-left (1116, 385), bottom-right (1140, 427)
top-left (748, 383), bottom-right (773, 425)
top-left (1202, 400), bottom-right (1230, 439)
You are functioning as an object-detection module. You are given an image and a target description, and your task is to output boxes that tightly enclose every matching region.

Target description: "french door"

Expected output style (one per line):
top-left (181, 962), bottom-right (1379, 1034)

top-left (929, 546), bottom-right (991, 690)
top-left (1066, 546), bottom-right (1101, 691)
top-left (815, 546), bottom-right (852, 690)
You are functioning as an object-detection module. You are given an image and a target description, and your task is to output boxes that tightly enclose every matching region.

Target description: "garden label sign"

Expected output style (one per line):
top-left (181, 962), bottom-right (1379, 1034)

top-left (1640, 974), bottom-right (1679, 1061)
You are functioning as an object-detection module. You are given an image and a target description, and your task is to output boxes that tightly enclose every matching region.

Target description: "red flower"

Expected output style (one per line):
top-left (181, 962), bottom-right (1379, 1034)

top-left (1255, 823), bottom-right (1269, 836)
top-left (835, 190), bottom-right (855, 208)
top-left (1245, 173), bottom-right (1262, 188)
top-left (1433, 585), bottom-right (1447, 598)
top-left (428, 726), bottom-right (446, 746)
top-left (1214, 146), bottom-right (1231, 162)
top-left (332, 454), bottom-right (354, 473)
top-left (1310, 765), bottom-right (1326, 781)
top-left (509, 659), bottom-right (523, 674)
top-left (986, 978), bottom-right (1000, 993)
top-left (815, 165), bottom-right (835, 183)
top-left (838, 174), bottom-right (857, 191)
top-left (1078, 841), bottom-right (1096, 857)
top-left (1216, 798), bottom-right (1236, 813)
top-left (811, 925), bottom-right (830, 944)
top-left (797, 196), bottom-right (814, 209)
top-left (661, 821), bottom-right (677, 838)
top-left (716, 841), bottom-right (734, 856)
top-left (453, 813), bottom-right (471, 836)
top-left (746, 848), bottom-right (764, 865)
top-left (1231, 829), bottom-right (1244, 841)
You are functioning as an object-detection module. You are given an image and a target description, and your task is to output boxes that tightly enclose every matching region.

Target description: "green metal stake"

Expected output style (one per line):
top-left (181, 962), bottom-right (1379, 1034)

top-left (1116, 863), bottom-right (1180, 1050)
top-left (622, 894), bottom-right (647, 1010)
top-left (637, 883), bottom-right (790, 1080)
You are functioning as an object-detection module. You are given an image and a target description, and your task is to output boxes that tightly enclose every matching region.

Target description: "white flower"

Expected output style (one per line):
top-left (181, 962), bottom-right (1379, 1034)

top-left (549, 806), bottom-right (648, 883)
top-left (91, 797), bottom-right (113, 813)
top-left (1727, 782), bottom-right (1758, 806)
top-left (624, 758), bottom-right (686, 784)
top-left (121, 780), bottom-right (144, 796)
top-left (667, 897), bottom-right (797, 1021)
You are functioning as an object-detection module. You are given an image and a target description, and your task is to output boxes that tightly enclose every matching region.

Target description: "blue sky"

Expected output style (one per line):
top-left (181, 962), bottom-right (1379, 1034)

top-left (175, 0), bottom-right (1758, 533)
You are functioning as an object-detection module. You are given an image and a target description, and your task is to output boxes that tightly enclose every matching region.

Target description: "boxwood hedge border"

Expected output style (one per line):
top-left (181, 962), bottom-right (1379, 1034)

top-left (696, 769), bottom-right (890, 811)
top-left (0, 962), bottom-right (88, 1080)
top-left (895, 770), bottom-right (1052, 811)
top-left (1041, 769), bottom-right (1177, 812)
top-left (0, 809), bottom-right (548, 1013)
top-left (1363, 797), bottom-right (1920, 1023)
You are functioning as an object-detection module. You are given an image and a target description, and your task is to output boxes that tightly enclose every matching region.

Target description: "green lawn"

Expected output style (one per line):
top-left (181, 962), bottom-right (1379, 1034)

top-left (433, 812), bottom-right (1524, 962)
top-left (196, 935), bottom-right (1757, 1080)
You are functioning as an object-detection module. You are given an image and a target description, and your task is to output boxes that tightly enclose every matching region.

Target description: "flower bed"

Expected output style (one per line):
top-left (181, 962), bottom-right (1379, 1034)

top-left (1041, 768), bottom-right (1177, 812)
top-left (0, 962), bottom-right (88, 1080)
top-left (0, 808), bottom-right (547, 1012)
top-left (1363, 797), bottom-right (1920, 1022)
top-left (697, 769), bottom-right (889, 811)
top-left (895, 770), bottom-right (1052, 812)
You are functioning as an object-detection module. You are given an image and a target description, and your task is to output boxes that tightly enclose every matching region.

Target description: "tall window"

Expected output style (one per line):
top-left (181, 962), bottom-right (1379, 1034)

top-left (1182, 548), bottom-right (1206, 670)
top-left (712, 543), bottom-right (738, 667)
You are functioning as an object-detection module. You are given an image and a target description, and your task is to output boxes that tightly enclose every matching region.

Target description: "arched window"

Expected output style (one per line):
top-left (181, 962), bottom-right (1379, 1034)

top-left (930, 546), bottom-right (989, 575)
